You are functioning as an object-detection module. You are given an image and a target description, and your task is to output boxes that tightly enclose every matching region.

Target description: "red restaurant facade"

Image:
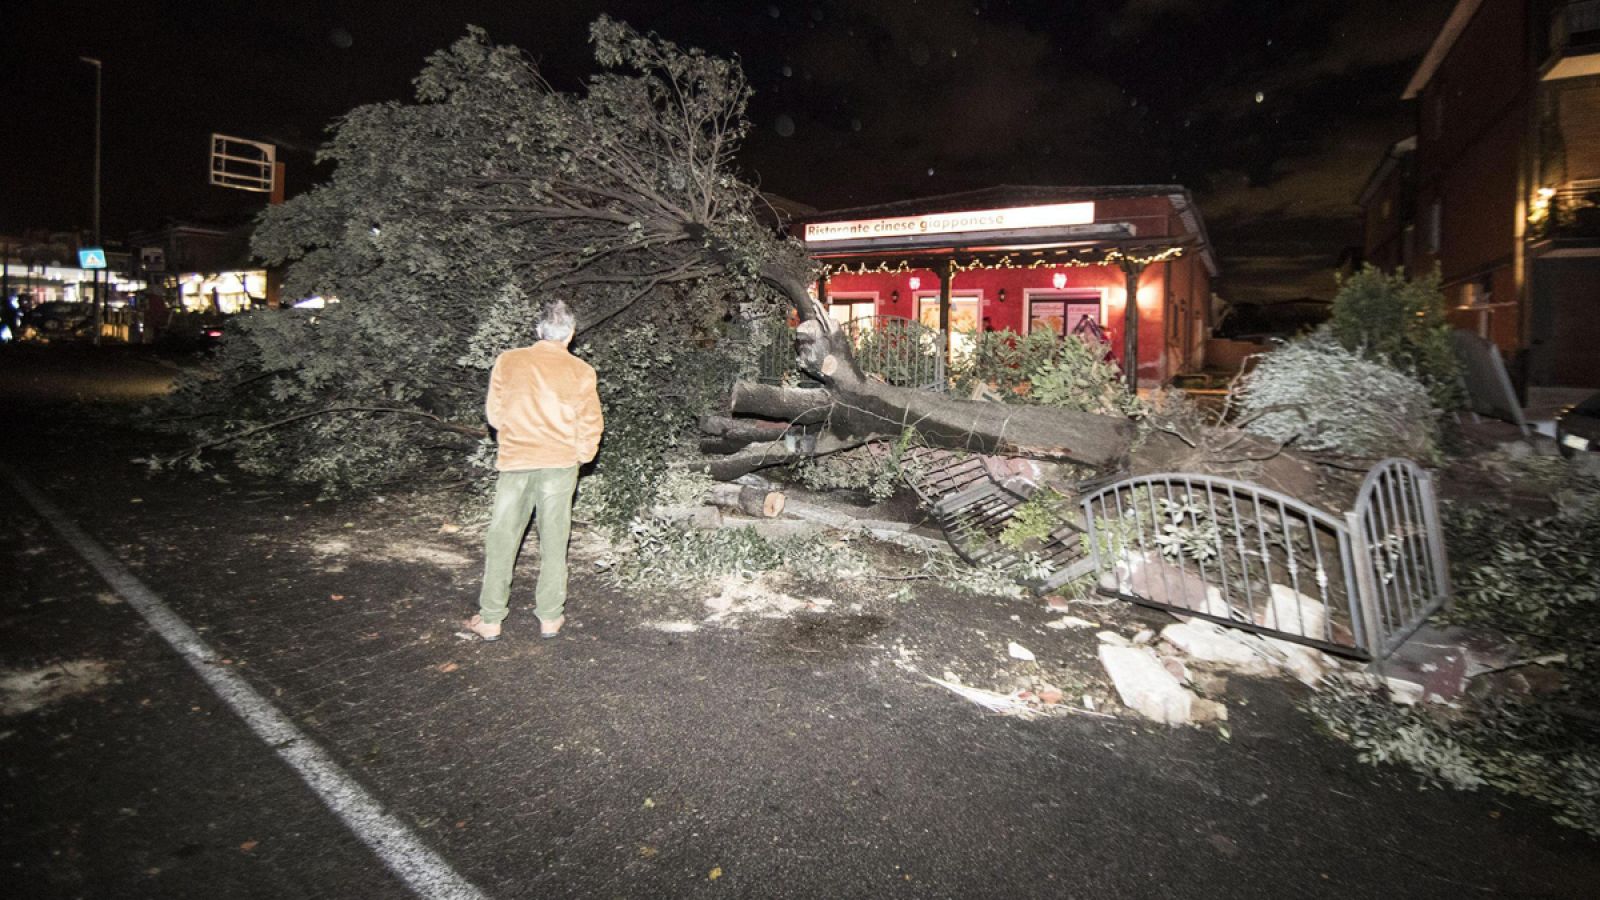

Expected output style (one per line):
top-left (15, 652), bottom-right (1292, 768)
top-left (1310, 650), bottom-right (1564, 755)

top-left (792, 185), bottom-right (1218, 386)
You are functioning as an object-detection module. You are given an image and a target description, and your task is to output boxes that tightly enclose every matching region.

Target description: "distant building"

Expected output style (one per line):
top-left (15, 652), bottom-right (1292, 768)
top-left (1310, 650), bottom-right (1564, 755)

top-left (1359, 0), bottom-right (1600, 389)
top-left (128, 219), bottom-right (272, 313)
top-left (792, 185), bottom-right (1218, 386)
top-left (0, 231), bottom-right (139, 307)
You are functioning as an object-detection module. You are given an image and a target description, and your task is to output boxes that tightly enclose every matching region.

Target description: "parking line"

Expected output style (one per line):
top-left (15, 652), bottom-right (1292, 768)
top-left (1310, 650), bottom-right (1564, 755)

top-left (2, 463), bottom-right (489, 900)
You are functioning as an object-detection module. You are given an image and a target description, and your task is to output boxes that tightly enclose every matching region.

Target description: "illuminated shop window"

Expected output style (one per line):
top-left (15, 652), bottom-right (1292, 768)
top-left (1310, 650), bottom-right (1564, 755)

top-left (178, 270), bottom-right (268, 313)
top-left (916, 294), bottom-right (980, 358)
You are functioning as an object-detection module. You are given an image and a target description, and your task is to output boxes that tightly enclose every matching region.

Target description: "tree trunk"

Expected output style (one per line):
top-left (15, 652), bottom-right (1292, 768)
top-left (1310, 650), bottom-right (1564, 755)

top-left (706, 483), bottom-right (786, 517)
top-left (695, 262), bottom-right (1137, 478)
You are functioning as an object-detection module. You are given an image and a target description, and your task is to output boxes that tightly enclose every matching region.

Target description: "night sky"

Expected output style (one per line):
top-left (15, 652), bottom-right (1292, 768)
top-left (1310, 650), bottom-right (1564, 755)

top-left (2, 0), bottom-right (1455, 302)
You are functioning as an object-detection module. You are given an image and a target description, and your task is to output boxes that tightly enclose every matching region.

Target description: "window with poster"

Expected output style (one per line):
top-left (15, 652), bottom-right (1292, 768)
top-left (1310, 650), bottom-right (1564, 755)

top-left (915, 293), bottom-right (981, 357)
top-left (1026, 290), bottom-right (1105, 343)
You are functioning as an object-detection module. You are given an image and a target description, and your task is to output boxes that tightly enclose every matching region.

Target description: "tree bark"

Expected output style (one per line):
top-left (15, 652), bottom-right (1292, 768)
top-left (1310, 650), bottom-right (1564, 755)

top-left (698, 432), bottom-right (865, 481)
top-left (706, 483), bottom-right (786, 517)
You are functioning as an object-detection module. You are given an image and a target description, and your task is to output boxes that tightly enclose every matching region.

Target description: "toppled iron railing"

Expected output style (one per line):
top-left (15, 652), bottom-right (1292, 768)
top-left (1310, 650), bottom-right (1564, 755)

top-left (896, 446), bottom-right (1090, 584)
top-left (1080, 459), bottom-right (1449, 660)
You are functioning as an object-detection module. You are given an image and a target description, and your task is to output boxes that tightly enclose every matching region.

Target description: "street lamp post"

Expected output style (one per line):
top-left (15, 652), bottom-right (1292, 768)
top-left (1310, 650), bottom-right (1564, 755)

top-left (80, 56), bottom-right (102, 344)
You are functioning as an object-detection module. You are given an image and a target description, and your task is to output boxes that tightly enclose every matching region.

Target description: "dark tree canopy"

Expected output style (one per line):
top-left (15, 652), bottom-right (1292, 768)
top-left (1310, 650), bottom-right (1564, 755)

top-left (167, 18), bottom-right (1134, 520)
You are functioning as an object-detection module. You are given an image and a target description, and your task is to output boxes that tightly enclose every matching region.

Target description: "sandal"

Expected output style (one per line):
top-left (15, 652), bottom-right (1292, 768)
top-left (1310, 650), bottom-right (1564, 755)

top-left (539, 615), bottom-right (565, 639)
top-left (461, 614), bottom-right (501, 642)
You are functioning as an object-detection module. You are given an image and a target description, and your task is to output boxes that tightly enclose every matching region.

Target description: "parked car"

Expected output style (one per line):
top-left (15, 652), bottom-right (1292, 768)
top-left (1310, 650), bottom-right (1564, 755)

top-left (1556, 392), bottom-right (1600, 463)
top-left (21, 301), bottom-right (92, 339)
top-left (157, 311), bottom-right (226, 350)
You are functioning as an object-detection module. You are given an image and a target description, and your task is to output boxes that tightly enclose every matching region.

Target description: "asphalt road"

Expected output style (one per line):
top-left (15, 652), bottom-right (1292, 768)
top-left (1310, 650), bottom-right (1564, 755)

top-left (3, 345), bottom-right (1599, 899)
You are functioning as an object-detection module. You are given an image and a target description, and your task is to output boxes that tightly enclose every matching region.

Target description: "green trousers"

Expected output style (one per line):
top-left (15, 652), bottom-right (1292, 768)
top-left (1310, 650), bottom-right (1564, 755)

top-left (476, 466), bottom-right (579, 625)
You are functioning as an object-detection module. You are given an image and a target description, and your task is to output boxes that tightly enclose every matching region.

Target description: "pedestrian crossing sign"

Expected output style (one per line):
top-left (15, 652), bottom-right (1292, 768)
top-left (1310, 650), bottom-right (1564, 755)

top-left (78, 248), bottom-right (107, 270)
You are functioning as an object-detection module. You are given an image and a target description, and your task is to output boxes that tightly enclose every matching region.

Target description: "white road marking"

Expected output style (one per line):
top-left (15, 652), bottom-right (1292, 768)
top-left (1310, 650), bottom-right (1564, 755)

top-left (2, 464), bottom-right (488, 900)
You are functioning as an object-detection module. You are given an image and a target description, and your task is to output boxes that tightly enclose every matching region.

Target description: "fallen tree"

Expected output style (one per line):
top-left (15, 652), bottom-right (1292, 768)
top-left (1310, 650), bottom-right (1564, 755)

top-left (718, 269), bottom-right (1136, 477)
top-left (165, 18), bottom-right (1135, 526)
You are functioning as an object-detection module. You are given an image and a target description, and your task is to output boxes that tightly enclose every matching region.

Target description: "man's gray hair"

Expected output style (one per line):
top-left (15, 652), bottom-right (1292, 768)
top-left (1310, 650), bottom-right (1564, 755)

top-left (536, 300), bottom-right (576, 342)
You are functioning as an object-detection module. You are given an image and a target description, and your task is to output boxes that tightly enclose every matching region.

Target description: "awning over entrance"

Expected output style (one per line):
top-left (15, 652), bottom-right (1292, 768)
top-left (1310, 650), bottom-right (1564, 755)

top-left (790, 185), bottom-right (1218, 388)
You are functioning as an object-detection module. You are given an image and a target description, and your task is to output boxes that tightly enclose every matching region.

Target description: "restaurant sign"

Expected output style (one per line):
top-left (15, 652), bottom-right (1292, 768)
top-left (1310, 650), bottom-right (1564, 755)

top-left (805, 202), bottom-right (1095, 243)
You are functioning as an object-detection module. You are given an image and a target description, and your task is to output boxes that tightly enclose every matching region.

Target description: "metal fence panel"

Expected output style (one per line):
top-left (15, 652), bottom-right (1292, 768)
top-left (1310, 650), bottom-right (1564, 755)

top-left (1349, 459), bottom-right (1451, 657)
top-left (1081, 473), bottom-right (1366, 657)
top-left (1080, 460), bottom-right (1451, 661)
top-left (841, 316), bottom-right (947, 392)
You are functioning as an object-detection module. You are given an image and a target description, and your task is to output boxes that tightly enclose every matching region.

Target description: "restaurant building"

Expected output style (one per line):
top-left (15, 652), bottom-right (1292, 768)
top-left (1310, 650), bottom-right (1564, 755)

top-left (792, 185), bottom-right (1218, 387)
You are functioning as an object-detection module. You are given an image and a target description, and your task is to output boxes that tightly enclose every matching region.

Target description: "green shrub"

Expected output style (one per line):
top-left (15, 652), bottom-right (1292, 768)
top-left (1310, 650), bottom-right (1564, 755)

top-left (1233, 333), bottom-right (1440, 462)
top-left (1330, 265), bottom-right (1462, 410)
top-left (1443, 484), bottom-right (1600, 683)
top-left (999, 488), bottom-right (1072, 549)
top-left (952, 328), bottom-right (1142, 417)
top-left (1029, 333), bottom-right (1144, 417)
top-left (952, 328), bottom-right (1060, 399)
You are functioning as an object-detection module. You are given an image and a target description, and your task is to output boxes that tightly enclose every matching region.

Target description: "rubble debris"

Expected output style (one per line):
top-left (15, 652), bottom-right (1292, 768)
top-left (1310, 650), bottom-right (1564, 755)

top-left (927, 675), bottom-right (1039, 718)
top-left (1097, 638), bottom-right (1226, 726)
top-left (1261, 584), bottom-right (1327, 638)
top-left (1158, 618), bottom-right (1333, 687)
top-left (1046, 616), bottom-right (1096, 630)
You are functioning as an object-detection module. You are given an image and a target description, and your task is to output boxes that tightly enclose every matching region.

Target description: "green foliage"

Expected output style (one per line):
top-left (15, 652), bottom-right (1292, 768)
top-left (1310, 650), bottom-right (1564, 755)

top-left (576, 323), bottom-right (744, 533)
top-left (1029, 334), bottom-right (1144, 417)
top-left (1307, 474), bottom-right (1600, 838)
top-left (1443, 482), bottom-right (1600, 686)
top-left (162, 19), bottom-right (805, 514)
top-left (788, 429), bottom-right (920, 502)
top-left (952, 328), bottom-right (1059, 398)
top-left (1306, 679), bottom-right (1600, 837)
top-left (952, 328), bottom-right (1142, 417)
top-left (999, 488), bottom-right (1072, 549)
top-left (1330, 265), bottom-right (1462, 410)
top-left (605, 517), bottom-right (863, 589)
top-left (1233, 333), bottom-right (1441, 462)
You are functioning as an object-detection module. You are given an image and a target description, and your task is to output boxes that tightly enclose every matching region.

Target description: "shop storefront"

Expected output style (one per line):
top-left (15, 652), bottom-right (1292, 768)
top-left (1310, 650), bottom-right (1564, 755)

top-left (174, 269), bottom-right (268, 314)
top-left (794, 186), bottom-right (1218, 387)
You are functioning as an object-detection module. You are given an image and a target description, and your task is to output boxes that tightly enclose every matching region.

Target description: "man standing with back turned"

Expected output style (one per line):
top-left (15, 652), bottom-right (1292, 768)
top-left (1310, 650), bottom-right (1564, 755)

top-left (464, 300), bottom-right (603, 641)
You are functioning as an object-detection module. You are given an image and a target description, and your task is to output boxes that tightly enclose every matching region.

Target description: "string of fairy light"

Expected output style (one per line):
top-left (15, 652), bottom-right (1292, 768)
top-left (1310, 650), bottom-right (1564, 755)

top-left (816, 246), bottom-right (1185, 281)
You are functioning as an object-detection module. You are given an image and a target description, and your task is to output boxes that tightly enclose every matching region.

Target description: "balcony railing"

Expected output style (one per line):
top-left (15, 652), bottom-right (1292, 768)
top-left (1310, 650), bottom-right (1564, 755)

top-left (1551, 0), bottom-right (1600, 56)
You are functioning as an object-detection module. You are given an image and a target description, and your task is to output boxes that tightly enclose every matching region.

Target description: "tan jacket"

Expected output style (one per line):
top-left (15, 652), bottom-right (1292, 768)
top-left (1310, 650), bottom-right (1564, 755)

top-left (486, 341), bottom-right (604, 471)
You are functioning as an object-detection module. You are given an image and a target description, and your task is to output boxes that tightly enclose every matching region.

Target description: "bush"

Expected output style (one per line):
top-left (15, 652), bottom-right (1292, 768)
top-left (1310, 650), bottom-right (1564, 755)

top-left (1306, 472), bottom-right (1600, 838)
top-left (1330, 265), bottom-right (1462, 410)
top-left (1444, 482), bottom-right (1600, 686)
top-left (953, 328), bottom-right (1060, 399)
top-left (1233, 333), bottom-right (1440, 462)
top-left (952, 328), bottom-right (1142, 417)
top-left (575, 323), bottom-right (746, 534)
top-left (1029, 333), bottom-right (1144, 417)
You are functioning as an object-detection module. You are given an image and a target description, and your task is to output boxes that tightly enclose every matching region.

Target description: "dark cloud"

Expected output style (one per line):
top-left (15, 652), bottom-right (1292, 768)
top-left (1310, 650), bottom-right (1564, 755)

top-left (1, 0), bottom-right (1457, 302)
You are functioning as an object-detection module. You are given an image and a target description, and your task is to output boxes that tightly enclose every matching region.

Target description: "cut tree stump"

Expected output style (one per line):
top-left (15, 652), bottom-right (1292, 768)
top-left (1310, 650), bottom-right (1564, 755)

top-left (706, 483), bottom-right (786, 518)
